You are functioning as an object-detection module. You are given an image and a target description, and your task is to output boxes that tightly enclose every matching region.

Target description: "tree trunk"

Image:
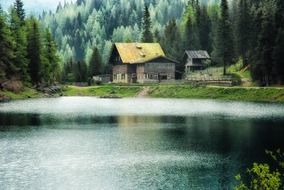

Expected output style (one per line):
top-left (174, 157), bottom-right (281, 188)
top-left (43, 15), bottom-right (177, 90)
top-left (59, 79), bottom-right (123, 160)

top-left (223, 59), bottom-right (227, 75)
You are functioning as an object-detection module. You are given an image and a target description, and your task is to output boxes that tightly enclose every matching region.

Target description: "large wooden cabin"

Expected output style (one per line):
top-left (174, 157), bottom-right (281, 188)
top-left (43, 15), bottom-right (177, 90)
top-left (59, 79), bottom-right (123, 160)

top-left (109, 43), bottom-right (177, 83)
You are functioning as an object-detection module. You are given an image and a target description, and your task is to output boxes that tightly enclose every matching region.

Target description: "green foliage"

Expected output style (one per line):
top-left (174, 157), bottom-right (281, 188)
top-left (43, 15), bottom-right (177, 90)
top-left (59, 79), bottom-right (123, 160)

top-left (217, 0), bottom-right (235, 75)
top-left (14, 0), bottom-right (25, 24)
top-left (162, 19), bottom-right (182, 58)
top-left (10, 7), bottom-right (29, 81)
top-left (42, 29), bottom-right (61, 84)
top-left (74, 61), bottom-right (87, 82)
top-left (237, 0), bottom-right (250, 66)
top-left (141, 5), bottom-right (153, 43)
top-left (88, 47), bottom-right (103, 77)
top-left (0, 7), bottom-right (16, 80)
top-left (235, 150), bottom-right (284, 190)
top-left (235, 163), bottom-right (281, 190)
top-left (27, 17), bottom-right (42, 85)
top-left (0, 1), bottom-right (61, 87)
top-left (182, 2), bottom-right (201, 50)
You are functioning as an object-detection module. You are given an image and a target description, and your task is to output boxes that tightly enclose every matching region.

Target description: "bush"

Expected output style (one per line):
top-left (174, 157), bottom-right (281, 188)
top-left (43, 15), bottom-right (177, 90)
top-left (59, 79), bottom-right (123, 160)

top-left (235, 150), bottom-right (284, 190)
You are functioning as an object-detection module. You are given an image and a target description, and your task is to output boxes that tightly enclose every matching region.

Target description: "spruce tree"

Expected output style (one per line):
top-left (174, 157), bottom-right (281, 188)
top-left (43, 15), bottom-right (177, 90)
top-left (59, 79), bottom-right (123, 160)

top-left (14, 0), bottom-right (25, 24)
top-left (162, 19), bottom-right (182, 59)
top-left (237, 0), bottom-right (250, 66)
top-left (88, 47), bottom-right (102, 77)
top-left (184, 3), bottom-right (200, 50)
top-left (0, 7), bottom-right (16, 79)
top-left (10, 8), bottom-right (28, 81)
top-left (141, 5), bottom-right (153, 43)
top-left (74, 61), bottom-right (87, 82)
top-left (42, 29), bottom-right (60, 84)
top-left (273, 0), bottom-right (284, 83)
top-left (252, 2), bottom-right (276, 86)
top-left (27, 18), bottom-right (42, 85)
top-left (199, 5), bottom-right (211, 51)
top-left (217, 0), bottom-right (235, 75)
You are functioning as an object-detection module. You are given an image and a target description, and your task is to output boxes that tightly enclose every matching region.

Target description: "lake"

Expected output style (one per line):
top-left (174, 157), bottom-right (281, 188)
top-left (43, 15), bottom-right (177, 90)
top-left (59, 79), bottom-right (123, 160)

top-left (0, 97), bottom-right (284, 189)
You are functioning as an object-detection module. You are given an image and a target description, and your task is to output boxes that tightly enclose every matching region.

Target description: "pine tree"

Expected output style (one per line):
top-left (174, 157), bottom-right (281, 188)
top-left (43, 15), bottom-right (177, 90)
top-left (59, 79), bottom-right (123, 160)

top-left (141, 5), bottom-right (153, 43)
top-left (162, 19), bottom-right (182, 59)
top-left (199, 5), bottom-right (211, 51)
top-left (252, 2), bottom-right (276, 86)
top-left (273, 0), bottom-right (284, 83)
top-left (27, 18), bottom-right (42, 85)
top-left (14, 0), bottom-right (25, 24)
top-left (74, 61), bottom-right (87, 82)
top-left (273, 29), bottom-right (284, 83)
top-left (0, 7), bottom-right (16, 79)
top-left (42, 29), bottom-right (60, 84)
top-left (184, 3), bottom-right (200, 50)
top-left (10, 7), bottom-right (28, 81)
top-left (88, 47), bottom-right (102, 77)
top-left (237, 0), bottom-right (250, 66)
top-left (217, 0), bottom-right (235, 75)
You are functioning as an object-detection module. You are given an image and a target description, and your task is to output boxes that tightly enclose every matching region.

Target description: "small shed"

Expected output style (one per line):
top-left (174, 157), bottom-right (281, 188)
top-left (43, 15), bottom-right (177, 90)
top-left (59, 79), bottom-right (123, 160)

top-left (183, 50), bottom-right (210, 73)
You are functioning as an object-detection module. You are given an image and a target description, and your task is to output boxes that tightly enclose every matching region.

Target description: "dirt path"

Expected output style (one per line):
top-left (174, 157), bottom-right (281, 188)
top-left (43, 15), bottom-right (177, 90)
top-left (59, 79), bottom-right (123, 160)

top-left (137, 87), bottom-right (150, 97)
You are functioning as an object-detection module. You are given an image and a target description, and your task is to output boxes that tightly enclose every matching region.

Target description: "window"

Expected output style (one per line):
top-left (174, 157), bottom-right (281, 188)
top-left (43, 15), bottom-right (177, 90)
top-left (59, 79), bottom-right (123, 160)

top-left (121, 74), bottom-right (125, 80)
top-left (113, 74), bottom-right (117, 80)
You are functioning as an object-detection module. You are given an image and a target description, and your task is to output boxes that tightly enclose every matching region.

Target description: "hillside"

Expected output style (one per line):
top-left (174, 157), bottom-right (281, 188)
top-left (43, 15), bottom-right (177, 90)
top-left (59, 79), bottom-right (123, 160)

top-left (41, 0), bottom-right (189, 64)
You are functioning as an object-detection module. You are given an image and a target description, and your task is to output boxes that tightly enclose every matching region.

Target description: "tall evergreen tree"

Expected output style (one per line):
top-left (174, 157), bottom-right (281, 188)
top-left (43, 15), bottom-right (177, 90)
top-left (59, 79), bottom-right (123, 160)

top-left (237, 0), bottom-right (250, 66)
top-left (88, 47), bottom-right (102, 77)
top-left (162, 19), bottom-right (182, 59)
top-left (141, 5), bottom-right (153, 42)
top-left (252, 2), bottom-right (276, 85)
top-left (162, 19), bottom-right (183, 78)
top-left (42, 29), bottom-right (60, 84)
top-left (184, 3), bottom-right (200, 50)
top-left (27, 18), bottom-right (42, 85)
top-left (10, 7), bottom-right (28, 80)
top-left (199, 5), bottom-right (211, 51)
top-left (217, 0), bottom-right (235, 75)
top-left (14, 0), bottom-right (25, 24)
top-left (0, 7), bottom-right (16, 79)
top-left (74, 61), bottom-right (87, 82)
top-left (273, 0), bottom-right (284, 83)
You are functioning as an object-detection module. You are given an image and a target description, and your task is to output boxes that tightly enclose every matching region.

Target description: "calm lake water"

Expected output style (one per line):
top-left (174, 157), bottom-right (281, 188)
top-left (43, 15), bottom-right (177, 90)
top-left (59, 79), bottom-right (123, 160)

top-left (0, 97), bottom-right (284, 190)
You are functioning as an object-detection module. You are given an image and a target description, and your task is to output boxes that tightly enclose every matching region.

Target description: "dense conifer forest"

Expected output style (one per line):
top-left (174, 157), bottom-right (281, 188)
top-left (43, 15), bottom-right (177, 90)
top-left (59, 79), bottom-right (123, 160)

top-left (1, 0), bottom-right (284, 86)
top-left (0, 0), bottom-right (60, 86)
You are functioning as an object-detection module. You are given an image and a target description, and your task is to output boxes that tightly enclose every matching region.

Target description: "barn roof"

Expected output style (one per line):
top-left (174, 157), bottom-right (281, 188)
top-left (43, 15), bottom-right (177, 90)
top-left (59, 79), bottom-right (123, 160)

top-left (185, 50), bottom-right (210, 59)
top-left (114, 43), bottom-right (167, 64)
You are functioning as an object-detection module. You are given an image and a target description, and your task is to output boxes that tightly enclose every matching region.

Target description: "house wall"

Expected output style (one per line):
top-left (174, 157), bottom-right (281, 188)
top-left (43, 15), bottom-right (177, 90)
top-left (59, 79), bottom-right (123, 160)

top-left (137, 62), bottom-right (175, 83)
top-left (112, 65), bottom-right (137, 83)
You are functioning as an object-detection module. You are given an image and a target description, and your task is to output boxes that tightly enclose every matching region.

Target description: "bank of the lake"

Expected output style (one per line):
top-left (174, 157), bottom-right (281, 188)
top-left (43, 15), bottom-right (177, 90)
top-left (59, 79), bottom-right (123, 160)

top-left (0, 87), bottom-right (42, 102)
top-left (148, 85), bottom-right (284, 102)
top-left (1, 85), bottom-right (284, 102)
top-left (62, 85), bottom-right (284, 102)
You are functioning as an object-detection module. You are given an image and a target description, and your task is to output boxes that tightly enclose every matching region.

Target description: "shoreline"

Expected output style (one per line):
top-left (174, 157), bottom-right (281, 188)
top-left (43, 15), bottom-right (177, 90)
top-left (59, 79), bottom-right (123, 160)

top-left (1, 85), bottom-right (284, 103)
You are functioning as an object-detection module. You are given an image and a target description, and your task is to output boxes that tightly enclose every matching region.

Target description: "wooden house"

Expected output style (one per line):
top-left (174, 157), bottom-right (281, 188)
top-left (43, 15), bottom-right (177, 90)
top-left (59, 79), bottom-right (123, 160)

top-left (183, 50), bottom-right (210, 73)
top-left (109, 43), bottom-right (177, 83)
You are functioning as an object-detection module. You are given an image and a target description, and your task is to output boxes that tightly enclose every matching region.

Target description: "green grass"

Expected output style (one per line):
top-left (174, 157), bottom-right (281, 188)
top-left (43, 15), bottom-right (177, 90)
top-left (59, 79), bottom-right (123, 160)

top-left (62, 85), bottom-right (143, 98)
top-left (0, 87), bottom-right (42, 100)
top-left (2, 84), bottom-right (284, 103)
top-left (148, 85), bottom-right (284, 102)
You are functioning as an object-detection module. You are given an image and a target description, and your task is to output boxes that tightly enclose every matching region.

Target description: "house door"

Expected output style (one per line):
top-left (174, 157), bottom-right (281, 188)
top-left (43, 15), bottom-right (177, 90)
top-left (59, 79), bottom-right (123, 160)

top-left (131, 73), bottom-right (137, 83)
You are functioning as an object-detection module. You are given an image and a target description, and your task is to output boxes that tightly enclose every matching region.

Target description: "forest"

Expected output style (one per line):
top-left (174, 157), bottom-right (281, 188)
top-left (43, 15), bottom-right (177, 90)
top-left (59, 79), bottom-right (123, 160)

top-left (0, 0), bottom-right (284, 86)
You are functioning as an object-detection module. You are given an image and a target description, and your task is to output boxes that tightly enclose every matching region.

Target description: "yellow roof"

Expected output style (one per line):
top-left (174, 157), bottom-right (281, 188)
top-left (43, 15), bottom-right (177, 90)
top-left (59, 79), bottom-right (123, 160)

top-left (114, 43), bottom-right (166, 64)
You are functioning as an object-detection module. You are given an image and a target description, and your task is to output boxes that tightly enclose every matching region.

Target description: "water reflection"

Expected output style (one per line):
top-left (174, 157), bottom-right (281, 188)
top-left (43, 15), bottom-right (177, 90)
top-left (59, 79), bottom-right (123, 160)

top-left (0, 98), bottom-right (284, 189)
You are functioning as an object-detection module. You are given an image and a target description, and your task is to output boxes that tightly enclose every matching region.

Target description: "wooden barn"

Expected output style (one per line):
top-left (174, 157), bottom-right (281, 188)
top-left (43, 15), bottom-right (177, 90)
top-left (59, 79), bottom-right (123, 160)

top-left (108, 43), bottom-right (177, 83)
top-left (183, 50), bottom-right (210, 73)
